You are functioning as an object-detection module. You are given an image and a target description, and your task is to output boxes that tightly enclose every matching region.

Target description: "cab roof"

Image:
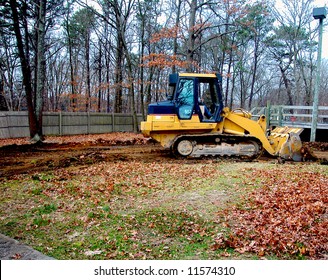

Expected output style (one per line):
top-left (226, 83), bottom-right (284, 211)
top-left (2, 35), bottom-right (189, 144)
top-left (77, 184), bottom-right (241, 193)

top-left (178, 73), bottom-right (218, 78)
top-left (169, 72), bottom-right (221, 86)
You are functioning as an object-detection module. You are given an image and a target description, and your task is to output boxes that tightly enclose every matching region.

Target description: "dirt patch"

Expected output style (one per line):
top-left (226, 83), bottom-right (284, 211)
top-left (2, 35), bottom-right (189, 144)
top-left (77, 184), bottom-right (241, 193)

top-left (0, 134), bottom-right (164, 178)
top-left (1, 134), bottom-right (327, 178)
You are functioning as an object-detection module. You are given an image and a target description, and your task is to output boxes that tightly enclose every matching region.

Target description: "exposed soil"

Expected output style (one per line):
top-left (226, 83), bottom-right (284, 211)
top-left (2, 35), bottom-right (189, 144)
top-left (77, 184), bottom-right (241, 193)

top-left (0, 141), bottom-right (166, 178)
top-left (0, 134), bottom-right (327, 178)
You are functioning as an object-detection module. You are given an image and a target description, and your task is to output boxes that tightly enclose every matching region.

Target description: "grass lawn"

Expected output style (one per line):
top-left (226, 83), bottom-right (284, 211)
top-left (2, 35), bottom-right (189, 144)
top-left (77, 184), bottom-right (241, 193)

top-left (0, 157), bottom-right (327, 260)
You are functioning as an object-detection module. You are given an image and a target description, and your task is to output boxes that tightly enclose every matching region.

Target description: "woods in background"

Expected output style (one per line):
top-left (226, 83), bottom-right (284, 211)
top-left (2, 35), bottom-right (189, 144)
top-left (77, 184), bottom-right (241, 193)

top-left (0, 0), bottom-right (327, 138)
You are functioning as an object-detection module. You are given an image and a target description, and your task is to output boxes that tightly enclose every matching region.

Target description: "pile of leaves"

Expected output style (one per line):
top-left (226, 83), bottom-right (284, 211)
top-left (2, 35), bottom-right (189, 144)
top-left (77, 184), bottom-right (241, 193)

top-left (304, 142), bottom-right (328, 151)
top-left (216, 169), bottom-right (328, 259)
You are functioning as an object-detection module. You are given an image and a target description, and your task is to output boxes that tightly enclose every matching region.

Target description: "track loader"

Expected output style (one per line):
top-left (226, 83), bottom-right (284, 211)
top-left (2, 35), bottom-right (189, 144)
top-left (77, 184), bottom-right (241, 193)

top-left (141, 73), bottom-right (304, 161)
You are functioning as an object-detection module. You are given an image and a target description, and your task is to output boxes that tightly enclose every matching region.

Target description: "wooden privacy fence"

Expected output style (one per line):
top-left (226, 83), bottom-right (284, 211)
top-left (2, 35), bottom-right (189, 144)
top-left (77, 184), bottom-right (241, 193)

top-left (0, 111), bottom-right (144, 139)
top-left (2, 106), bottom-right (327, 139)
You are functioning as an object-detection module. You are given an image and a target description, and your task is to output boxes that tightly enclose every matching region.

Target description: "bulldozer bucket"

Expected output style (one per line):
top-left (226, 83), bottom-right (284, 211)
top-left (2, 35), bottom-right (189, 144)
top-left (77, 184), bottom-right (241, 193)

top-left (269, 127), bottom-right (304, 161)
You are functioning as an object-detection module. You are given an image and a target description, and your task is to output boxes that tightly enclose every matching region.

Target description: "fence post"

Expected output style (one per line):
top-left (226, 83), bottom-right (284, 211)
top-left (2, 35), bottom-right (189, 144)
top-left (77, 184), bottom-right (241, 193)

top-left (266, 101), bottom-right (271, 128)
top-left (87, 111), bottom-right (90, 134)
top-left (6, 113), bottom-right (11, 138)
top-left (59, 111), bottom-right (62, 136)
top-left (112, 112), bottom-right (115, 132)
top-left (278, 106), bottom-right (283, 126)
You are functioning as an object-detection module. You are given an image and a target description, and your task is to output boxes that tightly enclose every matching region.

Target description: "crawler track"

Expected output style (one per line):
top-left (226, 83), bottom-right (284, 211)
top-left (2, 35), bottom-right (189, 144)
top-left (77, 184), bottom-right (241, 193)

top-left (172, 133), bottom-right (263, 160)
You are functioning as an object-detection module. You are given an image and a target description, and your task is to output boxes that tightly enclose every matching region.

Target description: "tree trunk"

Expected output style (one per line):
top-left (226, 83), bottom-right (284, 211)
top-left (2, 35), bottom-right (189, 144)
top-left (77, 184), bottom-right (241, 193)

top-left (138, 6), bottom-right (145, 119)
top-left (186, 0), bottom-right (197, 72)
top-left (65, 3), bottom-right (76, 111)
top-left (279, 65), bottom-right (294, 106)
top-left (248, 37), bottom-right (259, 109)
top-left (106, 54), bottom-right (111, 112)
top-left (98, 47), bottom-right (102, 112)
top-left (114, 40), bottom-right (123, 113)
top-left (9, 0), bottom-right (39, 139)
top-left (35, 0), bottom-right (47, 141)
top-left (225, 52), bottom-right (233, 106)
top-left (85, 32), bottom-right (91, 112)
top-left (104, 21), bottom-right (111, 113)
top-left (172, 0), bottom-right (182, 73)
top-left (121, 29), bottom-right (138, 131)
top-left (145, 67), bottom-right (154, 105)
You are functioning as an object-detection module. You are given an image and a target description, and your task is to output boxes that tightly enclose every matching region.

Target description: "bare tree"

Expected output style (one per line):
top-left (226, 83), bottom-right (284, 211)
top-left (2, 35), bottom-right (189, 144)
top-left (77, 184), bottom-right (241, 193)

top-left (270, 0), bottom-right (317, 106)
top-left (9, 0), bottom-right (40, 139)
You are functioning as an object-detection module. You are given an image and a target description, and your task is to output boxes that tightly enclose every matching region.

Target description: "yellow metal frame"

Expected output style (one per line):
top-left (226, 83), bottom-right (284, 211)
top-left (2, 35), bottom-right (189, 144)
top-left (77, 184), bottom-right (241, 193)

top-left (222, 110), bottom-right (275, 155)
top-left (140, 72), bottom-right (304, 160)
top-left (179, 73), bottom-right (218, 78)
top-left (141, 108), bottom-right (303, 159)
top-left (141, 114), bottom-right (219, 148)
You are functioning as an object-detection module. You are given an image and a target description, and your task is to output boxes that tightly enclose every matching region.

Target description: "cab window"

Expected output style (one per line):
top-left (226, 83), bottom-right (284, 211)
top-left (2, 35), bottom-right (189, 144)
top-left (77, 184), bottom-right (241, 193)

top-left (175, 79), bottom-right (194, 119)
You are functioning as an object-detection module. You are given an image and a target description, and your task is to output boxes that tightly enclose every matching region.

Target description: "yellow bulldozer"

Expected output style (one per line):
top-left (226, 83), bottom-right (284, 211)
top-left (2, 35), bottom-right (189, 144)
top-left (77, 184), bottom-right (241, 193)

top-left (141, 73), bottom-right (304, 161)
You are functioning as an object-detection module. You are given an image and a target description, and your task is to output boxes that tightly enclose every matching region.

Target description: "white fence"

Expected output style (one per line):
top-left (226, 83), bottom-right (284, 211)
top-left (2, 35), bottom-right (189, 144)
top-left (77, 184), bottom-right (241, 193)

top-left (251, 105), bottom-right (328, 129)
top-left (0, 111), bottom-right (143, 139)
